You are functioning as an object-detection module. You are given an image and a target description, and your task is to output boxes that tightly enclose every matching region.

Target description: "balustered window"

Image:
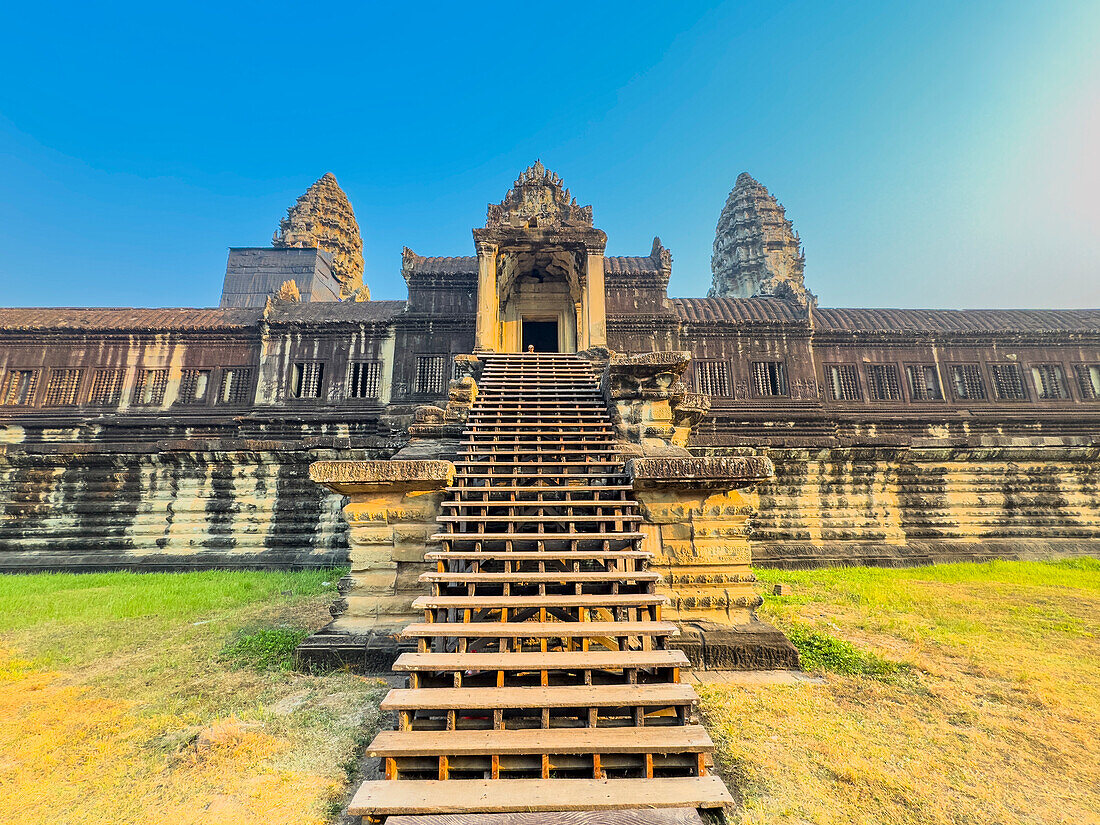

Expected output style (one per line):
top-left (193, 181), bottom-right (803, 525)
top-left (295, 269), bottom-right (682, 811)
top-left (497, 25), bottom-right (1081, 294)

top-left (866, 364), bottom-right (901, 401)
top-left (905, 365), bottom-right (943, 401)
top-left (132, 369), bottom-right (169, 405)
top-left (178, 369), bottom-right (211, 404)
top-left (291, 361), bottom-right (325, 399)
top-left (2, 369), bottom-right (39, 406)
top-left (415, 355), bottom-right (448, 395)
top-left (991, 364), bottom-right (1027, 400)
top-left (950, 364), bottom-right (986, 400)
top-left (219, 368), bottom-right (254, 404)
top-left (43, 368), bottom-right (83, 406)
top-left (88, 369), bottom-right (126, 406)
top-left (348, 360), bottom-right (382, 399)
top-left (1074, 364), bottom-right (1100, 400)
top-left (825, 364), bottom-right (861, 401)
top-left (1031, 364), bottom-right (1069, 400)
top-left (694, 360), bottom-right (732, 397)
top-left (751, 361), bottom-right (788, 397)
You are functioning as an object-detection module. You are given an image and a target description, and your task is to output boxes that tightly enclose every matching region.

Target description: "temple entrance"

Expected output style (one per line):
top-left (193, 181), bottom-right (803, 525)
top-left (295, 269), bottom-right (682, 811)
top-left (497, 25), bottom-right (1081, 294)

top-left (522, 318), bottom-right (559, 352)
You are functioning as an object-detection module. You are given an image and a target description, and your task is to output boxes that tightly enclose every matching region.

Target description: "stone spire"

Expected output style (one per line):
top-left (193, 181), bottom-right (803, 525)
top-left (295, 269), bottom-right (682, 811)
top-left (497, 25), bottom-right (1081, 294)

top-left (273, 173), bottom-right (366, 299)
top-left (709, 173), bottom-right (809, 304)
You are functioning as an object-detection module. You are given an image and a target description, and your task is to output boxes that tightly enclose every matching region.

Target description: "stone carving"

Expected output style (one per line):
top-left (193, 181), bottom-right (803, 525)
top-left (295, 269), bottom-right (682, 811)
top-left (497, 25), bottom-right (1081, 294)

top-left (602, 351), bottom-right (710, 456)
top-left (485, 160), bottom-right (594, 228)
top-left (273, 172), bottom-right (365, 299)
top-left (710, 172), bottom-right (812, 305)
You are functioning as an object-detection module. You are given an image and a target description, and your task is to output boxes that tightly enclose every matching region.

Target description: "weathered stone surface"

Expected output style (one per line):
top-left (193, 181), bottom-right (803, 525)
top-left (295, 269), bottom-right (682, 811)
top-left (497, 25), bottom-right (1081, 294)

top-left (628, 456), bottom-right (774, 489)
top-left (309, 460), bottom-right (454, 494)
top-left (710, 172), bottom-right (811, 304)
top-left (273, 172), bottom-right (365, 299)
top-left (0, 448), bottom-right (349, 571)
top-left (673, 620), bottom-right (800, 671)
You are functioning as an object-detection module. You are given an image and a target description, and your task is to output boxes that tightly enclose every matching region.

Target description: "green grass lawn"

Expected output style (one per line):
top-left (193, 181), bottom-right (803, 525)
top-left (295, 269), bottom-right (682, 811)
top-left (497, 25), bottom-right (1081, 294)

top-left (0, 568), bottom-right (386, 825)
top-left (1, 560), bottom-right (1096, 825)
top-left (700, 558), bottom-right (1100, 825)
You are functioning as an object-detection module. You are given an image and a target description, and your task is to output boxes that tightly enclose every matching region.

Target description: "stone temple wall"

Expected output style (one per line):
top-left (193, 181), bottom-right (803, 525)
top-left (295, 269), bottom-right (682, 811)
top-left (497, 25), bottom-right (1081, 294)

top-left (705, 445), bottom-right (1100, 567)
top-left (0, 447), bottom-right (349, 571)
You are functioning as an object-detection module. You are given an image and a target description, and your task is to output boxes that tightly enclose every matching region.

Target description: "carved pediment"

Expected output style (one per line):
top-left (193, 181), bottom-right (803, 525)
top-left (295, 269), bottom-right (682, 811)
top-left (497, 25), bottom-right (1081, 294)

top-left (486, 161), bottom-right (594, 229)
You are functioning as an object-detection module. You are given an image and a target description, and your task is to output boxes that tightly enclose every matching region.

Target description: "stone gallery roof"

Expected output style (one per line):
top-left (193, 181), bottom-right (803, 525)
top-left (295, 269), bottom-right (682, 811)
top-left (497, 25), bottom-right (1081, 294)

top-left (816, 307), bottom-right (1100, 334)
top-left (402, 252), bottom-right (666, 278)
top-left (265, 300), bottom-right (406, 324)
top-left (0, 301), bottom-right (409, 332)
top-left (403, 253), bottom-right (478, 276)
top-left (0, 307), bottom-right (263, 332)
top-left (673, 297), bottom-right (1100, 334)
top-left (604, 256), bottom-right (663, 275)
top-left (673, 297), bottom-right (809, 324)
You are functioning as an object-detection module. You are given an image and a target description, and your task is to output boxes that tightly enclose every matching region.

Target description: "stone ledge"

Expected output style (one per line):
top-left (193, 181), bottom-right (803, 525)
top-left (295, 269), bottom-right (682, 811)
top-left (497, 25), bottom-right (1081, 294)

top-left (627, 456), bottom-right (774, 490)
top-left (309, 459), bottom-right (455, 494)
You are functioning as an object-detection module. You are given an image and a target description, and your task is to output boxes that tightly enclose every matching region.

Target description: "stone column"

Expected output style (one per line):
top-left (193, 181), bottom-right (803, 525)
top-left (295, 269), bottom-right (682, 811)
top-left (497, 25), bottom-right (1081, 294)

top-left (584, 246), bottom-right (607, 348)
top-left (474, 241), bottom-right (499, 352)
top-left (307, 460), bottom-right (454, 651)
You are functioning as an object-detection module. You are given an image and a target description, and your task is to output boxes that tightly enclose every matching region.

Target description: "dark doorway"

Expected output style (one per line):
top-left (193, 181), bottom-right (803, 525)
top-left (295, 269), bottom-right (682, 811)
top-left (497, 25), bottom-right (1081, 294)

top-left (522, 319), bottom-right (559, 352)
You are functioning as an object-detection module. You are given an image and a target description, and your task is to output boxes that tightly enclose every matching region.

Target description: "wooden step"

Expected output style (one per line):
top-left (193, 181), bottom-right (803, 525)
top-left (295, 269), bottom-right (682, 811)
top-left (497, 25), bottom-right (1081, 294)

top-left (441, 500), bottom-right (640, 509)
top-left (349, 776), bottom-right (733, 817)
top-left (381, 683), bottom-right (697, 711)
top-left (421, 570), bottom-right (658, 584)
top-left (448, 484), bottom-right (632, 491)
top-left (401, 621), bottom-right (678, 639)
top-left (433, 532), bottom-right (644, 542)
top-left (424, 550), bottom-right (650, 561)
top-left (413, 594), bottom-right (666, 609)
top-left (393, 650), bottom-right (690, 673)
top-left (437, 515), bottom-right (639, 524)
top-left (367, 724), bottom-right (712, 758)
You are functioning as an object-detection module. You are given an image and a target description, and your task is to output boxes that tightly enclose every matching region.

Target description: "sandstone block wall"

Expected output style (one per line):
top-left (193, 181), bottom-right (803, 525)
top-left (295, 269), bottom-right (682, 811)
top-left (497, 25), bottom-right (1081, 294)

top-left (0, 448), bottom-right (348, 571)
top-left (716, 445), bottom-right (1100, 567)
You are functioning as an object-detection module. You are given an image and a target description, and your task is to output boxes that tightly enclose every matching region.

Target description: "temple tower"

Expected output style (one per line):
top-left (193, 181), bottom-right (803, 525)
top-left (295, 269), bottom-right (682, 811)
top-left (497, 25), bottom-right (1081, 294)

top-left (472, 162), bottom-right (607, 353)
top-left (273, 172), bottom-right (367, 300)
top-left (709, 172), bottom-right (810, 303)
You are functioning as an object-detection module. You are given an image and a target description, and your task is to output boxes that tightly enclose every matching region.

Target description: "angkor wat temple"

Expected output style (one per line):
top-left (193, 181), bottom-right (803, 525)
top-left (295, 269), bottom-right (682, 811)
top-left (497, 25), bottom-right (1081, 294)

top-left (3, 164), bottom-right (1099, 574)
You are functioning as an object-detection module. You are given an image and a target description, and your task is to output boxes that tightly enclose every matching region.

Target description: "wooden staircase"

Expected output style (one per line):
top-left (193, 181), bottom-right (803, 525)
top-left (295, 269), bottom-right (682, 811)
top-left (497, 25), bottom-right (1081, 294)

top-left (349, 353), bottom-right (733, 822)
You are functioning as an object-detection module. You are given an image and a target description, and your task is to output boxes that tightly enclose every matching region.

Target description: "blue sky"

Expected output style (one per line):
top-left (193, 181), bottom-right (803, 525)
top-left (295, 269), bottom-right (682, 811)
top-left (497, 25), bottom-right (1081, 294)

top-left (1, 1), bottom-right (1097, 309)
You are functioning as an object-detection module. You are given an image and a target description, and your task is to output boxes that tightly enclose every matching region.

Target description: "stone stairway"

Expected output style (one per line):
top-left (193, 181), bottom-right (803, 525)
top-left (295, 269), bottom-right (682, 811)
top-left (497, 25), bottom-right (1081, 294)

top-left (349, 352), bottom-right (733, 822)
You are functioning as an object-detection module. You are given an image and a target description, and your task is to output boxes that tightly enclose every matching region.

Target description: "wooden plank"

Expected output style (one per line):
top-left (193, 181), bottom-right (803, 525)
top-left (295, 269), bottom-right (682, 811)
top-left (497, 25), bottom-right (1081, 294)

top-left (420, 571), bottom-right (657, 584)
top-left (437, 515), bottom-right (640, 522)
top-left (380, 683), bottom-right (697, 710)
top-left (366, 724), bottom-right (713, 757)
top-left (412, 594), bottom-right (666, 609)
top-left (400, 621), bottom-right (678, 639)
top-left (347, 776), bottom-right (733, 816)
top-left (393, 650), bottom-right (689, 672)
top-left (430, 533), bottom-right (646, 542)
top-left (383, 807), bottom-right (707, 825)
top-left (423, 551), bottom-right (651, 561)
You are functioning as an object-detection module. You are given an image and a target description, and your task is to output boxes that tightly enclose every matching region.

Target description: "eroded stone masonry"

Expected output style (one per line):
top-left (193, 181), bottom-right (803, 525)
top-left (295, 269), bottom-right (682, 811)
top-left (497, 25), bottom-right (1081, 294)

top-left (2, 164), bottom-right (1099, 578)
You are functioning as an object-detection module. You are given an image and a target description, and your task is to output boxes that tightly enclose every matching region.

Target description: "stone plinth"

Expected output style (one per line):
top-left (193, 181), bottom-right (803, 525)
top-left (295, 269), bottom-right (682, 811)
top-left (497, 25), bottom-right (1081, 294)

top-left (627, 456), bottom-right (773, 623)
top-left (627, 455), bottom-right (799, 670)
top-left (301, 459), bottom-right (454, 670)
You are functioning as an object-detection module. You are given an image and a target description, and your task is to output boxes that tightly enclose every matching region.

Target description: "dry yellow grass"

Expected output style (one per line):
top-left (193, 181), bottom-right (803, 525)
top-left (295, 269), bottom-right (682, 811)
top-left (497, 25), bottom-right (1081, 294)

top-left (0, 570), bottom-right (385, 825)
top-left (2, 562), bottom-right (1096, 824)
top-left (701, 560), bottom-right (1100, 825)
